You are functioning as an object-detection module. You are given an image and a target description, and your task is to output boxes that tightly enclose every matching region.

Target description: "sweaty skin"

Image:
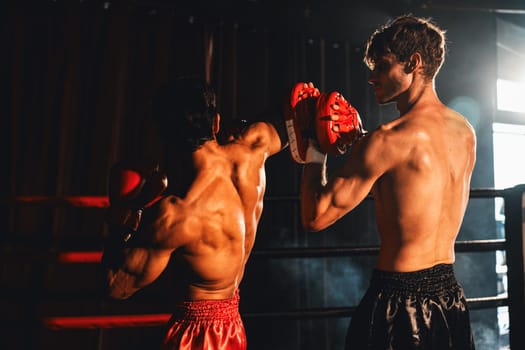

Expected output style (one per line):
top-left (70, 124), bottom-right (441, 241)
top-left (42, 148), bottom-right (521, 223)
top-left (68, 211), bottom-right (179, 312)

top-left (301, 53), bottom-right (476, 272)
top-left (105, 120), bottom-right (282, 300)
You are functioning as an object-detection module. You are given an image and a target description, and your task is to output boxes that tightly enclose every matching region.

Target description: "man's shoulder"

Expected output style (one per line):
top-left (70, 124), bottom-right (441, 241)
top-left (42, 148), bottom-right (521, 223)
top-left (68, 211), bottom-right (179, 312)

top-left (368, 119), bottom-right (410, 141)
top-left (362, 117), bottom-right (435, 157)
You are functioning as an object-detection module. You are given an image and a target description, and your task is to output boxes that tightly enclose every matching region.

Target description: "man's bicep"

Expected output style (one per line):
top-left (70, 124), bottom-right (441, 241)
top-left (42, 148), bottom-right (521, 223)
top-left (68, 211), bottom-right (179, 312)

top-left (106, 247), bottom-right (171, 299)
top-left (323, 173), bottom-right (373, 219)
top-left (104, 247), bottom-right (149, 299)
top-left (350, 131), bottom-right (392, 183)
top-left (322, 138), bottom-right (384, 214)
top-left (138, 248), bottom-right (172, 287)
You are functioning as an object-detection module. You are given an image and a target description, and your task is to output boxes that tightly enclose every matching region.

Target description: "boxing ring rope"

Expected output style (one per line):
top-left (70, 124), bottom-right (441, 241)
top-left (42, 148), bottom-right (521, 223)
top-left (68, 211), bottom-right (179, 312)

top-left (42, 296), bottom-right (509, 329)
top-left (0, 239), bottom-right (507, 263)
top-left (3, 186), bottom-right (525, 348)
top-left (3, 196), bottom-right (109, 208)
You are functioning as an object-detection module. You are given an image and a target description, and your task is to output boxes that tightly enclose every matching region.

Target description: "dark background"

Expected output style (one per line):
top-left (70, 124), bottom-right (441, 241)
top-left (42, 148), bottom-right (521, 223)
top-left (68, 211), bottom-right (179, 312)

top-left (2, 0), bottom-right (524, 349)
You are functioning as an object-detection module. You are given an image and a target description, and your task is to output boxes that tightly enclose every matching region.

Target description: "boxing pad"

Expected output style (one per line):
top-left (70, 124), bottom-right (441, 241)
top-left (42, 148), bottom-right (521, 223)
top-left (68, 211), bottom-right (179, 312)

top-left (285, 82), bottom-right (365, 163)
top-left (315, 91), bottom-right (365, 155)
top-left (284, 82), bottom-right (321, 163)
top-left (106, 160), bottom-right (168, 243)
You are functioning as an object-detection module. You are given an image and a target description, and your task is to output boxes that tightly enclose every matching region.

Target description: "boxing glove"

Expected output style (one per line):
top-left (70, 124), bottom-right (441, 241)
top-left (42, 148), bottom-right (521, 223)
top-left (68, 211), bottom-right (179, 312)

top-left (105, 160), bottom-right (168, 243)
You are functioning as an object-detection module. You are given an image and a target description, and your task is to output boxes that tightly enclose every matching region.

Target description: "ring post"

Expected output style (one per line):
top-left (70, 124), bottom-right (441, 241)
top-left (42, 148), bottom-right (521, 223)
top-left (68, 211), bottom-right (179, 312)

top-left (504, 184), bottom-right (525, 349)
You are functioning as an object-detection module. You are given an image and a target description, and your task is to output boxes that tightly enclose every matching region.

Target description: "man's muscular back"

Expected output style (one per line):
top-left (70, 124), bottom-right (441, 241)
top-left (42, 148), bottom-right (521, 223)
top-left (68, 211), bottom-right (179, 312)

top-left (139, 121), bottom-right (281, 301)
top-left (372, 103), bottom-right (476, 272)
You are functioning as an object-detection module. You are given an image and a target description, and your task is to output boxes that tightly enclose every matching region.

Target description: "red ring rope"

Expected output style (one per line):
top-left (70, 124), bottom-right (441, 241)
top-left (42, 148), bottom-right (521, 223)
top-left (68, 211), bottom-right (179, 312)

top-left (8, 196), bottom-right (109, 208)
top-left (58, 251), bottom-right (103, 263)
top-left (43, 314), bottom-right (171, 329)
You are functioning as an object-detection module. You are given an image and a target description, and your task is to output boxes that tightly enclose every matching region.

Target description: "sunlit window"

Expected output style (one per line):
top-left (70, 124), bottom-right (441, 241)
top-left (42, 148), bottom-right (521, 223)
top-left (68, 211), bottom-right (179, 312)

top-left (493, 122), bottom-right (525, 188)
top-left (496, 79), bottom-right (525, 113)
top-left (492, 122), bottom-right (525, 347)
top-left (493, 17), bottom-right (525, 350)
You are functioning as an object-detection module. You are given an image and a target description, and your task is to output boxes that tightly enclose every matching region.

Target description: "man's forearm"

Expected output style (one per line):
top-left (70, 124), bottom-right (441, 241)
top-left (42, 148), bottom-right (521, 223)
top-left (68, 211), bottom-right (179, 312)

top-left (300, 162), bottom-right (327, 231)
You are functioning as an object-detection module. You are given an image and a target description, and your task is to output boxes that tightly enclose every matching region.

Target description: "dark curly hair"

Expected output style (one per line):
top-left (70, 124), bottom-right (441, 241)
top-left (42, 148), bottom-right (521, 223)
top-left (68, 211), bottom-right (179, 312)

top-left (364, 15), bottom-right (446, 80)
top-left (152, 76), bottom-right (217, 152)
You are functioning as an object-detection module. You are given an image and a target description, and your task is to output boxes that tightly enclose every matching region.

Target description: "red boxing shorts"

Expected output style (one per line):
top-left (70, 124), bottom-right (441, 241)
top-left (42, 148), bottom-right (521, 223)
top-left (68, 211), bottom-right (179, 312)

top-left (346, 264), bottom-right (475, 349)
top-left (162, 289), bottom-right (246, 350)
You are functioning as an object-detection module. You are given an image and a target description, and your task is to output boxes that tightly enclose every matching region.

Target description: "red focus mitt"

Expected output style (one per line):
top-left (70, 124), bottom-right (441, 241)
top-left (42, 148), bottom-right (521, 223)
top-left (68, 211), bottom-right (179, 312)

top-left (105, 160), bottom-right (168, 243)
top-left (284, 82), bottom-right (321, 163)
top-left (285, 81), bottom-right (365, 163)
top-left (315, 91), bottom-right (365, 155)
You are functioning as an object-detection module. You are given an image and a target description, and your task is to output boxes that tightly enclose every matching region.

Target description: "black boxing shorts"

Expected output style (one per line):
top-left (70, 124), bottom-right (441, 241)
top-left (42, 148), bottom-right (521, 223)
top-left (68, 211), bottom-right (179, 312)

top-left (162, 289), bottom-right (246, 350)
top-left (346, 264), bottom-right (475, 349)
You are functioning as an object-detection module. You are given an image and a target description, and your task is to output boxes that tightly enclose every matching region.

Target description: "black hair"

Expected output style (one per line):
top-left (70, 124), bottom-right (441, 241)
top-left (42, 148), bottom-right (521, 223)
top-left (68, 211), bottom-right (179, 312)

top-left (152, 76), bottom-right (217, 152)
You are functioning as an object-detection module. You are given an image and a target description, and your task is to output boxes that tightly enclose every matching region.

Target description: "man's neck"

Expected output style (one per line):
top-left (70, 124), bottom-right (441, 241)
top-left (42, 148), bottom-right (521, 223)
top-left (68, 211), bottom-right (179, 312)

top-left (397, 79), bottom-right (438, 115)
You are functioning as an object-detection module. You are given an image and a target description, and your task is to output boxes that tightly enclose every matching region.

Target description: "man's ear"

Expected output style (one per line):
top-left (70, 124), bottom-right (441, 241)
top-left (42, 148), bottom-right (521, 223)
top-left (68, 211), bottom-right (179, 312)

top-left (405, 52), bottom-right (422, 73)
top-left (212, 113), bottom-right (220, 135)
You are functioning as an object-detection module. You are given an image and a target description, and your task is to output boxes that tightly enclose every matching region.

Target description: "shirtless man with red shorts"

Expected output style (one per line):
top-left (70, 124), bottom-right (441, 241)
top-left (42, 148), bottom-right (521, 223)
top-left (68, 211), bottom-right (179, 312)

top-left (101, 77), bottom-right (286, 349)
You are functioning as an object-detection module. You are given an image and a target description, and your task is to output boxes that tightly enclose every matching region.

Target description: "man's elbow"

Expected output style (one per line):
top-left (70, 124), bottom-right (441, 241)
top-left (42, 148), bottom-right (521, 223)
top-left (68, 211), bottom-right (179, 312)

top-left (301, 217), bottom-right (326, 232)
top-left (105, 270), bottom-right (138, 300)
top-left (108, 288), bottom-right (135, 300)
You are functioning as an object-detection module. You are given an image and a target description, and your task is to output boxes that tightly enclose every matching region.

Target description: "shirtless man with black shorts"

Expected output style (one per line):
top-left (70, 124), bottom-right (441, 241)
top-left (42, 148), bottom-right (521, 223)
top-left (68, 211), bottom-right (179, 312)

top-left (288, 15), bottom-right (477, 349)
